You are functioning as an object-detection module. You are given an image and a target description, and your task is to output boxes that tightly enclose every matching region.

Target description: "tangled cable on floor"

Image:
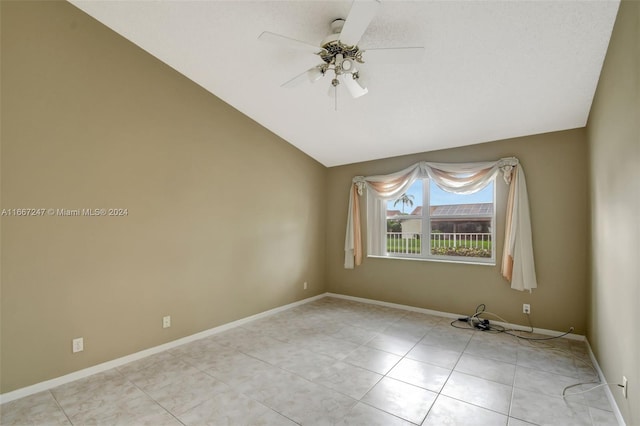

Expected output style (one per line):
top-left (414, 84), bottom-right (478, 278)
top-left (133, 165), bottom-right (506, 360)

top-left (450, 303), bottom-right (574, 340)
top-left (449, 304), bottom-right (625, 399)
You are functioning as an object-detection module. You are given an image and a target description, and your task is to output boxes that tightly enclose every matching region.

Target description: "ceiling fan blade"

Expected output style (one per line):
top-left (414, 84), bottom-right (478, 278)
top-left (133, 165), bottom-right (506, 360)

top-left (339, 0), bottom-right (381, 47)
top-left (341, 74), bottom-right (368, 99)
top-left (281, 65), bottom-right (325, 88)
top-left (363, 47), bottom-right (426, 63)
top-left (258, 31), bottom-right (324, 54)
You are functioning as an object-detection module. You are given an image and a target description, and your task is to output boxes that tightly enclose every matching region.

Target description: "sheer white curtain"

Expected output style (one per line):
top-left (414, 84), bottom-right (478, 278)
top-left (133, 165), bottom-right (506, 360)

top-left (344, 157), bottom-right (537, 292)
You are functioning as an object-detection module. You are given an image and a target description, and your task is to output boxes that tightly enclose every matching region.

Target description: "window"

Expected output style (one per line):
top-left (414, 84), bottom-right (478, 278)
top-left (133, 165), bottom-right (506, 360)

top-left (385, 178), bottom-right (495, 263)
top-left (346, 158), bottom-right (535, 290)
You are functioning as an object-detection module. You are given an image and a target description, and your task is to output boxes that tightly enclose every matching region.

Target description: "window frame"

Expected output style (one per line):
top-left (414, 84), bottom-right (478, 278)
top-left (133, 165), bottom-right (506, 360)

top-left (380, 177), bottom-right (496, 265)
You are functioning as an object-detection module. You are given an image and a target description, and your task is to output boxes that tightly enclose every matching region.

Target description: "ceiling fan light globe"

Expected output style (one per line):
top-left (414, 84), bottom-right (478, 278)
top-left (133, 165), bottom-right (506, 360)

top-left (342, 72), bottom-right (368, 98)
top-left (353, 69), bottom-right (368, 89)
top-left (307, 67), bottom-right (324, 83)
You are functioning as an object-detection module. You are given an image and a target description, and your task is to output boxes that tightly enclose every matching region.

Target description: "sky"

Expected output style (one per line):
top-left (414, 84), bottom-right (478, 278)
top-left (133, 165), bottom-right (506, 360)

top-left (387, 179), bottom-right (494, 212)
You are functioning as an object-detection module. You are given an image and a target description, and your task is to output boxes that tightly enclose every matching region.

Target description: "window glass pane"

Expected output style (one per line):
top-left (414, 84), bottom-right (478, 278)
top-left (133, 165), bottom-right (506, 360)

top-left (387, 180), bottom-right (423, 255)
top-left (429, 180), bottom-right (493, 258)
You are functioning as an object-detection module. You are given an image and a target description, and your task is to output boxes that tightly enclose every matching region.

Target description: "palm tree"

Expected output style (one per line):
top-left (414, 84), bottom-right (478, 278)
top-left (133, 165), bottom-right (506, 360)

top-left (394, 193), bottom-right (415, 214)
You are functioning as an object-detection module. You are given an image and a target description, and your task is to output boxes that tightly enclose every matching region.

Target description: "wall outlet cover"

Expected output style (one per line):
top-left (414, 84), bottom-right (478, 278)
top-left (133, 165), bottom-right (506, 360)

top-left (72, 337), bottom-right (84, 353)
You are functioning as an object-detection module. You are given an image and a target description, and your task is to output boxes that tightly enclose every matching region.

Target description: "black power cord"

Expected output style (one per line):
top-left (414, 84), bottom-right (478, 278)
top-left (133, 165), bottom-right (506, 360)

top-left (450, 304), bottom-right (610, 401)
top-left (451, 304), bottom-right (505, 333)
top-left (451, 303), bottom-right (574, 341)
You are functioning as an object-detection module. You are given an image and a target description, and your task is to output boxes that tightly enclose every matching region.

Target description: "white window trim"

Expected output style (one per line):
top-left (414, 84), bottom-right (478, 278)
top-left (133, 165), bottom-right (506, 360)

top-left (380, 177), bottom-right (496, 265)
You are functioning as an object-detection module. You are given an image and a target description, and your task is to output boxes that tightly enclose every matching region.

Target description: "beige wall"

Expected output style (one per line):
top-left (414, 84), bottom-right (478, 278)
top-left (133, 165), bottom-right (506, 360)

top-left (0, 1), bottom-right (326, 393)
top-left (326, 129), bottom-right (590, 334)
top-left (587, 1), bottom-right (639, 423)
top-left (2, 0), bottom-right (635, 412)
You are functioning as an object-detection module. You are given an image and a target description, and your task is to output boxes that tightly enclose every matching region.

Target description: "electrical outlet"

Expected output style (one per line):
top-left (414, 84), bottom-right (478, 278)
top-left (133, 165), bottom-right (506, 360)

top-left (622, 376), bottom-right (628, 398)
top-left (523, 304), bottom-right (531, 314)
top-left (163, 315), bottom-right (171, 328)
top-left (303, 281), bottom-right (308, 290)
top-left (72, 337), bottom-right (84, 353)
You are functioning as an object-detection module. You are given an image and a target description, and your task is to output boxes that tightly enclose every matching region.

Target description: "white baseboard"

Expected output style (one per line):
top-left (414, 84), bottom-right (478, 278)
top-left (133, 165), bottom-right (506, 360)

top-left (0, 293), bottom-right (327, 405)
top-left (584, 339), bottom-right (626, 426)
top-left (326, 292), bottom-right (585, 341)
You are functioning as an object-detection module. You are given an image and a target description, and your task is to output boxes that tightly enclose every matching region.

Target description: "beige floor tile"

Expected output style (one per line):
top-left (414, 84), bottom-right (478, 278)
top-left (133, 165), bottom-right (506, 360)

top-left (454, 353), bottom-right (516, 385)
top-left (335, 402), bottom-right (414, 426)
top-left (0, 392), bottom-right (70, 426)
top-left (510, 387), bottom-right (592, 425)
top-left (365, 334), bottom-right (419, 356)
top-left (343, 345), bottom-right (402, 375)
top-left (441, 371), bottom-right (512, 415)
top-left (312, 361), bottom-right (383, 399)
top-left (361, 377), bottom-right (437, 424)
top-left (388, 357), bottom-right (451, 392)
top-left (406, 342), bottom-right (462, 370)
top-left (177, 387), bottom-right (274, 426)
top-left (423, 394), bottom-right (508, 426)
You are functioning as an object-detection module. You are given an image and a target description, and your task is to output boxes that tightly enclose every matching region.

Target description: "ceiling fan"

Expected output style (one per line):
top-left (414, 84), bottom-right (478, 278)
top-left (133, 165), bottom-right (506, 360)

top-left (258, 0), bottom-right (424, 106)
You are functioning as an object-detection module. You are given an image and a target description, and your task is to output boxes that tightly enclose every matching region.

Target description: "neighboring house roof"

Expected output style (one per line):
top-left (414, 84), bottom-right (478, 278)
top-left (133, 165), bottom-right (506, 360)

top-left (386, 209), bottom-right (402, 219)
top-left (391, 203), bottom-right (493, 219)
top-left (431, 203), bottom-right (493, 218)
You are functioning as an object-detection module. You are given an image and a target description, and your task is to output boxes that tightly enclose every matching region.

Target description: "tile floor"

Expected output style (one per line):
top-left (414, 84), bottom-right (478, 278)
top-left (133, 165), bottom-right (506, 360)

top-left (0, 297), bottom-right (620, 425)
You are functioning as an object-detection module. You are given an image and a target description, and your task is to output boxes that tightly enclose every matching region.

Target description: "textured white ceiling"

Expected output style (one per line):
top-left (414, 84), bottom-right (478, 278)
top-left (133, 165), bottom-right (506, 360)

top-left (69, 0), bottom-right (619, 167)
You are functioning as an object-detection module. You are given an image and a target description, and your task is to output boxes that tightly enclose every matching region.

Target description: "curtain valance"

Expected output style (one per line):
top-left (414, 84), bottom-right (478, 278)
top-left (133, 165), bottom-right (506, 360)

top-left (343, 157), bottom-right (537, 292)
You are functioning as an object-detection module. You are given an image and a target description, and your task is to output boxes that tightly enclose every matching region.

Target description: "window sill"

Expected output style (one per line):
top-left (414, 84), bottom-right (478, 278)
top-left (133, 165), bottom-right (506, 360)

top-left (367, 254), bottom-right (496, 266)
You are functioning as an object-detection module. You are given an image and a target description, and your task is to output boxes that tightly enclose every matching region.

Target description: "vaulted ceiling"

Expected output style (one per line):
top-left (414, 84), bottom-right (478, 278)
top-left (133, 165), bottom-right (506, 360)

top-left (69, 0), bottom-right (620, 167)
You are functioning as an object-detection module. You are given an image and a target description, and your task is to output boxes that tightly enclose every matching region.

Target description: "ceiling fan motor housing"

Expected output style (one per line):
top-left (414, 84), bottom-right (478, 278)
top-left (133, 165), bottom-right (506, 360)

top-left (320, 18), bottom-right (364, 69)
top-left (320, 40), bottom-right (362, 65)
